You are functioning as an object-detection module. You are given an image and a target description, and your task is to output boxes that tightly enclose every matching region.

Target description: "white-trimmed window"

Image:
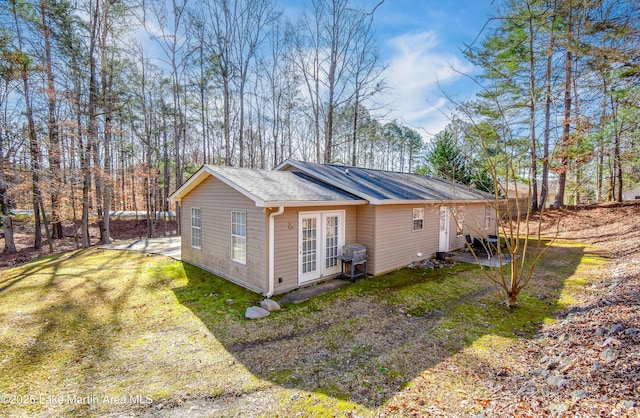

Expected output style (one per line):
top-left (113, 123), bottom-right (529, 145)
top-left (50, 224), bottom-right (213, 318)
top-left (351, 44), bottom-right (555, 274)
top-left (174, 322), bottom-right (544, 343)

top-left (191, 207), bottom-right (202, 249)
top-left (412, 207), bottom-right (424, 232)
top-left (231, 211), bottom-right (247, 264)
top-left (455, 206), bottom-right (465, 236)
top-left (484, 204), bottom-right (492, 230)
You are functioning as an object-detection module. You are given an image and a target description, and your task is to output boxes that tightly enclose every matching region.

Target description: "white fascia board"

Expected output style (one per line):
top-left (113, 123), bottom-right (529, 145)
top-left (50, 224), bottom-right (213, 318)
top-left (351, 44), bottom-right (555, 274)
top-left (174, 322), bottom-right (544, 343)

top-left (262, 199), bottom-right (367, 208)
top-left (273, 160), bottom-right (294, 171)
top-left (374, 199), bottom-right (493, 205)
top-left (167, 165), bottom-right (208, 203)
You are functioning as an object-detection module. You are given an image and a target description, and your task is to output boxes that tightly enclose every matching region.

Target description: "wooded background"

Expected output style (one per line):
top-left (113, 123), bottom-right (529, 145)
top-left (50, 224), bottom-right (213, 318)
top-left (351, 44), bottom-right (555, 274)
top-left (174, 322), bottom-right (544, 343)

top-left (1, 0), bottom-right (639, 252)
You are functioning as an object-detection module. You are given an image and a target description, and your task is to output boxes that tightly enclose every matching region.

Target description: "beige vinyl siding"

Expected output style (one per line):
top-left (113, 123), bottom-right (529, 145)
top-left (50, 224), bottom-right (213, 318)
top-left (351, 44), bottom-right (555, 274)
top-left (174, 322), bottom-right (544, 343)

top-left (180, 176), bottom-right (267, 294)
top-left (272, 205), bottom-right (357, 294)
top-left (446, 203), bottom-right (496, 250)
top-left (371, 203), bottom-right (495, 275)
top-left (371, 204), bottom-right (440, 275)
top-left (460, 202), bottom-right (496, 239)
top-left (355, 205), bottom-right (375, 276)
top-left (449, 204), bottom-right (467, 251)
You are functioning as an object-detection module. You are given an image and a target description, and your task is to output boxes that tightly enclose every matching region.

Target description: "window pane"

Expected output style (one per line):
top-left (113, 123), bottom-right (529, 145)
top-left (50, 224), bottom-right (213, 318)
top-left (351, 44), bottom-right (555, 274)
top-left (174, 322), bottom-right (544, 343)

top-left (301, 217), bottom-right (317, 274)
top-left (456, 206), bottom-right (464, 236)
top-left (191, 208), bottom-right (201, 249)
top-left (413, 207), bottom-right (424, 231)
top-left (325, 216), bottom-right (338, 268)
top-left (232, 211), bottom-right (247, 264)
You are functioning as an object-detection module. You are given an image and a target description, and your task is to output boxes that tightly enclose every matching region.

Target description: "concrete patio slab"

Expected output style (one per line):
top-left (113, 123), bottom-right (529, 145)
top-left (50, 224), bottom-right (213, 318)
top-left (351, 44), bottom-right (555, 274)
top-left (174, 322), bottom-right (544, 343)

top-left (451, 251), bottom-right (515, 267)
top-left (99, 236), bottom-right (182, 260)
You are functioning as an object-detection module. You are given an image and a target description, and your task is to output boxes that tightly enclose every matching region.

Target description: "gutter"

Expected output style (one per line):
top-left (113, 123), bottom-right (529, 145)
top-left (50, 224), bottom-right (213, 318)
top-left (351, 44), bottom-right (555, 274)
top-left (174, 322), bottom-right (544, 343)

top-left (260, 199), bottom-right (366, 207)
top-left (264, 206), bottom-right (285, 298)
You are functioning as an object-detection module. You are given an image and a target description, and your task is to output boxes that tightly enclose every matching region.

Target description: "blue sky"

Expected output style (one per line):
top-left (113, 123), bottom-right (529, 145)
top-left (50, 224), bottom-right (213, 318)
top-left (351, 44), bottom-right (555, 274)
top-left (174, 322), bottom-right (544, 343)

top-left (281, 0), bottom-right (496, 139)
top-left (371, 0), bottom-right (496, 138)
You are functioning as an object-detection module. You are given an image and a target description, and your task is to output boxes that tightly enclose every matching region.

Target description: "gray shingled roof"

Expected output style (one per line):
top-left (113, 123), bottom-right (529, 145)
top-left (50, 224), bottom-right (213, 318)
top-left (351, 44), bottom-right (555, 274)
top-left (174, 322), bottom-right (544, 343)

top-left (203, 165), bottom-right (363, 206)
top-left (276, 160), bottom-right (493, 204)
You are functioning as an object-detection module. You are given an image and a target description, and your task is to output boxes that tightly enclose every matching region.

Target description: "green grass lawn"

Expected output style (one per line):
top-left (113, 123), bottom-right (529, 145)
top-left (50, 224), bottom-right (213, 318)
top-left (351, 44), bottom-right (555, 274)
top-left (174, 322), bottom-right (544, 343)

top-left (0, 241), bottom-right (603, 417)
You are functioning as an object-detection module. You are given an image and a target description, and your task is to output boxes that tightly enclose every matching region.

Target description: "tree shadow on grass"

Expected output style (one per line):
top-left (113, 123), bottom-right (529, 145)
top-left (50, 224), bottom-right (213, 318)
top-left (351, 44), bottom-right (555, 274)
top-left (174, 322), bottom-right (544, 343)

top-left (0, 249), bottom-right (157, 417)
top-left (173, 242), bottom-right (587, 410)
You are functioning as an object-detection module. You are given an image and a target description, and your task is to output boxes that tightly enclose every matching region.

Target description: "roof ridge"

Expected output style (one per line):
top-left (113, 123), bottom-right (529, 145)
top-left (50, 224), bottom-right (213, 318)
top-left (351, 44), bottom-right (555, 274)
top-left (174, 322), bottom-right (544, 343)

top-left (205, 164), bottom-right (276, 173)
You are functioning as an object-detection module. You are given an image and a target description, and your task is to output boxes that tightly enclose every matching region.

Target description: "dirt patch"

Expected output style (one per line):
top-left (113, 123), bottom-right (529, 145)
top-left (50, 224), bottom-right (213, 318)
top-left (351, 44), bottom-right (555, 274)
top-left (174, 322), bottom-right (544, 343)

top-left (472, 202), bottom-right (640, 416)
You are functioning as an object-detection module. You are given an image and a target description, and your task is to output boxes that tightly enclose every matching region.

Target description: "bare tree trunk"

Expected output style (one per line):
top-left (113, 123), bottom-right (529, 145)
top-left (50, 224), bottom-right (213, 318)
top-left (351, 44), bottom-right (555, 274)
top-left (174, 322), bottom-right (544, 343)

top-left (540, 0), bottom-right (556, 210)
top-left (323, 1), bottom-right (341, 164)
top-left (162, 107), bottom-right (170, 213)
top-left (12, 0), bottom-right (43, 249)
top-left (351, 96), bottom-right (360, 166)
top-left (612, 97), bottom-right (623, 202)
top-left (99, 8), bottom-right (113, 245)
top-left (101, 77), bottom-right (112, 244)
top-left (198, 43), bottom-right (208, 164)
top-left (38, 193), bottom-right (53, 252)
top-left (61, 11), bottom-right (91, 247)
top-left (80, 135), bottom-right (92, 248)
top-left (0, 176), bottom-right (16, 253)
top-left (527, 3), bottom-right (538, 211)
top-left (325, 55), bottom-right (336, 163)
top-left (69, 129), bottom-right (79, 248)
top-left (1, 216), bottom-right (16, 253)
top-left (77, 98), bottom-right (90, 248)
top-left (238, 78), bottom-right (246, 167)
top-left (221, 68), bottom-right (232, 166)
top-left (84, 0), bottom-right (103, 248)
top-left (596, 78), bottom-right (607, 203)
top-left (554, 6), bottom-right (573, 209)
top-left (0, 78), bottom-right (16, 252)
top-left (314, 75), bottom-right (321, 163)
top-left (40, 0), bottom-right (64, 240)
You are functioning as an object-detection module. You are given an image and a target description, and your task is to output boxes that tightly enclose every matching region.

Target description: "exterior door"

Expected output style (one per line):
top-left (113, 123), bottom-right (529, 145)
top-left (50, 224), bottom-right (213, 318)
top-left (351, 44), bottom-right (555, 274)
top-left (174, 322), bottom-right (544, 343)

top-left (439, 207), bottom-right (450, 252)
top-left (299, 211), bottom-right (344, 284)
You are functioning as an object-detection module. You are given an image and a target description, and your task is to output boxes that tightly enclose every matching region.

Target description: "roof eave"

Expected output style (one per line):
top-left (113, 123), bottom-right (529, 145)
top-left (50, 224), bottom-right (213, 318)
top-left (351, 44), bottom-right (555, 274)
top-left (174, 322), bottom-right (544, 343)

top-left (374, 199), bottom-right (493, 205)
top-left (167, 165), bottom-right (208, 204)
top-left (260, 199), bottom-right (368, 208)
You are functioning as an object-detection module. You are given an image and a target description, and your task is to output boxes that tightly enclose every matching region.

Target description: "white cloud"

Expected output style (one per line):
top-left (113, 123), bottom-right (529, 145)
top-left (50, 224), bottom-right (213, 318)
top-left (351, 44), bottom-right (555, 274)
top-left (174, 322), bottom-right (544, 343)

top-left (379, 30), bottom-right (474, 138)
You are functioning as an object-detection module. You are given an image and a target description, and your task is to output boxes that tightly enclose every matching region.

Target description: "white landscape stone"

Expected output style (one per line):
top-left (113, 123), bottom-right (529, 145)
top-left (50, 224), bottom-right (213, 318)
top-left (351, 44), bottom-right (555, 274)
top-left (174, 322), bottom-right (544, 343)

top-left (260, 299), bottom-right (281, 312)
top-left (245, 306), bottom-right (270, 319)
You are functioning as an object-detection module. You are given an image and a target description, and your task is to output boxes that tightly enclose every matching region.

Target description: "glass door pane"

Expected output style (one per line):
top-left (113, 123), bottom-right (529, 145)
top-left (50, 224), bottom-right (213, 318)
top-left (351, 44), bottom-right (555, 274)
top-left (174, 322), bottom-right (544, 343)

top-left (325, 216), bottom-right (339, 268)
top-left (301, 217), bottom-right (317, 274)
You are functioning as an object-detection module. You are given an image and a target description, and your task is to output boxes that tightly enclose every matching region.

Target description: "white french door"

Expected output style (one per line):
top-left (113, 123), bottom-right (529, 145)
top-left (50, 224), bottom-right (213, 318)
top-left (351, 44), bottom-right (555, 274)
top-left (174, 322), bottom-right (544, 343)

top-left (299, 210), bottom-right (345, 284)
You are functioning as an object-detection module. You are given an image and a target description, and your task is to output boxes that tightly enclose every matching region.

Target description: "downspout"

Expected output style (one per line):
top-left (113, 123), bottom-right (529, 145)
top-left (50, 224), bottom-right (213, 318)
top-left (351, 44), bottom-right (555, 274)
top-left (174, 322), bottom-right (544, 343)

top-left (264, 206), bottom-right (284, 298)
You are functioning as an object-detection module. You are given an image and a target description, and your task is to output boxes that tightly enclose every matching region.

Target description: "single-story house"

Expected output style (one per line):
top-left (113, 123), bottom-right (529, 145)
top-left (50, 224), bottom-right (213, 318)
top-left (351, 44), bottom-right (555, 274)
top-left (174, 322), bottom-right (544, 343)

top-left (168, 159), bottom-right (497, 297)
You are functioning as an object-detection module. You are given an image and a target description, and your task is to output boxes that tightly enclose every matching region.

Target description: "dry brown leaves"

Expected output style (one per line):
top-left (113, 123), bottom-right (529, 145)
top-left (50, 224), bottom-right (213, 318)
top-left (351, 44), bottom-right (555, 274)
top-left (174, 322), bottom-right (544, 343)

top-left (0, 218), bottom-right (177, 268)
top-left (480, 202), bottom-right (640, 417)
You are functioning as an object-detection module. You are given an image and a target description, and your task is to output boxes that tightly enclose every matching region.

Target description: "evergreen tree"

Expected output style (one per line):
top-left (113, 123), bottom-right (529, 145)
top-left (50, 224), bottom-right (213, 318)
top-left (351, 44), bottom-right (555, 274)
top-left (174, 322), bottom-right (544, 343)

top-left (420, 129), bottom-right (472, 185)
